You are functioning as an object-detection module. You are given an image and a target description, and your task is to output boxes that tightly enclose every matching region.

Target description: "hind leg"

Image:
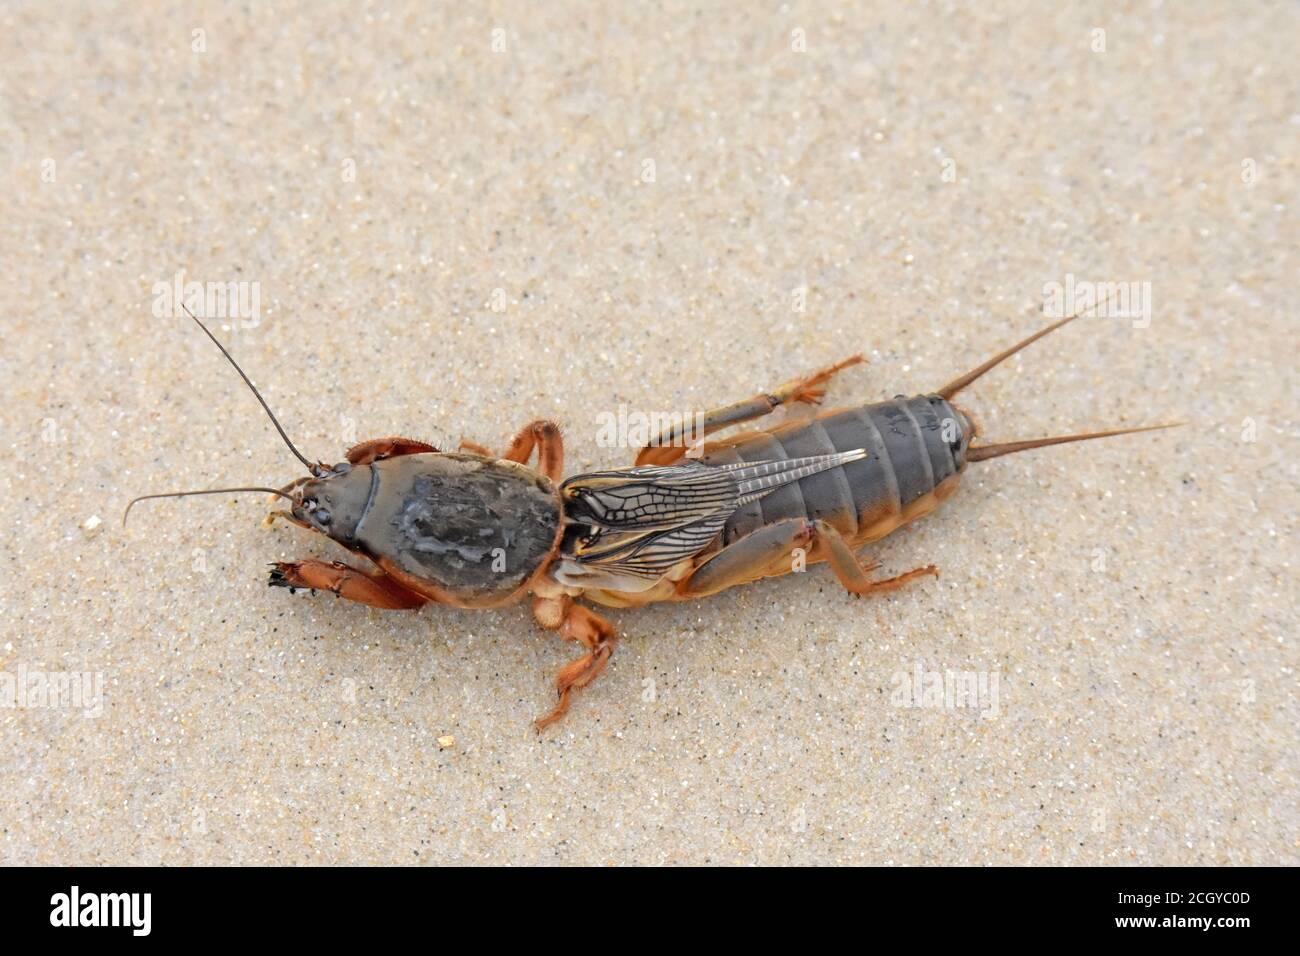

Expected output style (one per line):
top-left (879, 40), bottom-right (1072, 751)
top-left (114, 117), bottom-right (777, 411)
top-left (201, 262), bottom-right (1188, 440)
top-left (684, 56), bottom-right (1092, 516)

top-left (531, 596), bottom-right (618, 729)
top-left (636, 355), bottom-right (864, 465)
top-left (676, 518), bottom-right (936, 599)
top-left (808, 520), bottom-right (938, 596)
top-left (269, 560), bottom-right (431, 609)
top-left (676, 519), bottom-right (816, 597)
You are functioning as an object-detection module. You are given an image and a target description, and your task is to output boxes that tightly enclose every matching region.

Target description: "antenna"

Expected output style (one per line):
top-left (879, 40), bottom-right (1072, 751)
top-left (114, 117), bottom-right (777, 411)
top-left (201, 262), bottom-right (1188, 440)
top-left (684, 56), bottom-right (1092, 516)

top-left (179, 301), bottom-right (320, 474)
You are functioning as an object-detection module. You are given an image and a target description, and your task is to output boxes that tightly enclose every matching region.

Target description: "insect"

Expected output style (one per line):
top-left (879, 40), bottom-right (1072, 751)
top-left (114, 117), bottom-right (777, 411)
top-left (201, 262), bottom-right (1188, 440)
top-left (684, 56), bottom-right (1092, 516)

top-left (128, 303), bottom-right (1177, 728)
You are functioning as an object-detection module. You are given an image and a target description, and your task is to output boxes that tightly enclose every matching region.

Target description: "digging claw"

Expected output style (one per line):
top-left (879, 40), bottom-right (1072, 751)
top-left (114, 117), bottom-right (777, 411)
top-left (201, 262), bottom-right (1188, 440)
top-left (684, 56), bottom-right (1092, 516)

top-left (268, 562), bottom-right (301, 591)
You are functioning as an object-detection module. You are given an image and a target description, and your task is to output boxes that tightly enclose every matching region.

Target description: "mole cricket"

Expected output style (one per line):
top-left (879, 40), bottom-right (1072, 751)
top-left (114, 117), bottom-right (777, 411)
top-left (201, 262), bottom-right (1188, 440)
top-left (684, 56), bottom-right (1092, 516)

top-left (127, 303), bottom-right (1177, 728)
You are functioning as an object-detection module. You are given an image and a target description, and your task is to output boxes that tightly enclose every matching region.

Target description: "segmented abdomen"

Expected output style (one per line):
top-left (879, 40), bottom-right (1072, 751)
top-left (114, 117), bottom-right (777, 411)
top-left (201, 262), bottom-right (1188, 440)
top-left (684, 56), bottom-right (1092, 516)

top-left (701, 395), bottom-right (966, 545)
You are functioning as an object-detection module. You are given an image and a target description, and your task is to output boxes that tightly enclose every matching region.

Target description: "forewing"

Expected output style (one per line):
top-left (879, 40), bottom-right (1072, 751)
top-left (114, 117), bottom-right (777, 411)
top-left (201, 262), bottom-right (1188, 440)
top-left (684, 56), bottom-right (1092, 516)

top-left (558, 450), bottom-right (868, 583)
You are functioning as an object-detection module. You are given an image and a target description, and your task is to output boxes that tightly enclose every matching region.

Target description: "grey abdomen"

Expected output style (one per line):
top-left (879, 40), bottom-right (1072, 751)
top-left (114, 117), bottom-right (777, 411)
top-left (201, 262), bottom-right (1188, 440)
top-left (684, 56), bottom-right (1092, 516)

top-left (702, 395), bottom-right (966, 544)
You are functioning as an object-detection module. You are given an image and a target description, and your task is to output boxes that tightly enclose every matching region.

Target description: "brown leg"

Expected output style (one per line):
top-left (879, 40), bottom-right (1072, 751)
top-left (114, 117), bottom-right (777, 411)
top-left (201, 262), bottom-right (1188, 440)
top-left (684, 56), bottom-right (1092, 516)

top-left (501, 420), bottom-right (564, 481)
top-left (636, 355), bottom-right (865, 465)
top-left (456, 421), bottom-right (563, 478)
top-left (808, 520), bottom-right (938, 596)
top-left (346, 436), bottom-right (439, 465)
top-left (677, 518), bottom-right (816, 597)
top-left (676, 517), bottom-right (936, 599)
top-left (269, 559), bottom-right (430, 609)
top-left (531, 595), bottom-right (618, 729)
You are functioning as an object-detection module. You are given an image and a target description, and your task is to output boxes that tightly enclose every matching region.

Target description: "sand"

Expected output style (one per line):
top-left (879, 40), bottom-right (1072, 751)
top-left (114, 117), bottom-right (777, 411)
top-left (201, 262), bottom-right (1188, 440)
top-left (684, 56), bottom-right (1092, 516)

top-left (1, 1), bottom-right (1296, 865)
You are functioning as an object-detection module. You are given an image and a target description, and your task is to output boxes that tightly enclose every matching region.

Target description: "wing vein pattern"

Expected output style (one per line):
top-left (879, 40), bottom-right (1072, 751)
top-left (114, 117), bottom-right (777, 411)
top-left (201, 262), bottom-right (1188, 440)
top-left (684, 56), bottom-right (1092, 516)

top-left (560, 449), bottom-right (867, 580)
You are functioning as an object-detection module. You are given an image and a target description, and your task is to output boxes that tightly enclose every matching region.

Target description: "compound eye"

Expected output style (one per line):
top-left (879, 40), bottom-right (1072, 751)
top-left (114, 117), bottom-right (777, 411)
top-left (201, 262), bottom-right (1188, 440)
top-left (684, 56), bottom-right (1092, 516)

top-left (315, 508), bottom-right (331, 525)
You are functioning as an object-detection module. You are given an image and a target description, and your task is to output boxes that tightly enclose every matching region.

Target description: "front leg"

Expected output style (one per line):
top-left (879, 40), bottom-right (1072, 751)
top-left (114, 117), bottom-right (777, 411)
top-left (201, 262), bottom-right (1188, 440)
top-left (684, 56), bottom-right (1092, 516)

top-left (269, 559), bottom-right (431, 609)
top-left (345, 436), bottom-right (439, 465)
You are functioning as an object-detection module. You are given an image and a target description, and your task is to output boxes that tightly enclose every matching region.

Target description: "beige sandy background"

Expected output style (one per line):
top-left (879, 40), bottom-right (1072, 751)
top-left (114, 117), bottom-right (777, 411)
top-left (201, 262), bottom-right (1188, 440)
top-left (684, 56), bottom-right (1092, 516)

top-left (1, 1), bottom-right (1296, 865)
